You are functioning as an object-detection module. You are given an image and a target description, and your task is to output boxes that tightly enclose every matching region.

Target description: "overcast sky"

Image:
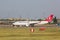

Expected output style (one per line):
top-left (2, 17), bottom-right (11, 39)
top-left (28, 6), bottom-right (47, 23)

top-left (0, 0), bottom-right (60, 19)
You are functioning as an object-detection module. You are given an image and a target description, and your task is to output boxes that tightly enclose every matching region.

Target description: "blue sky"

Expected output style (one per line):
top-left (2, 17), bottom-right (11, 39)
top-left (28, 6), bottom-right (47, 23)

top-left (0, 0), bottom-right (60, 19)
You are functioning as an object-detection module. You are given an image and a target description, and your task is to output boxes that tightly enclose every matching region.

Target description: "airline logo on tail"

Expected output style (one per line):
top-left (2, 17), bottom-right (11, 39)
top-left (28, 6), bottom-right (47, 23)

top-left (46, 14), bottom-right (54, 22)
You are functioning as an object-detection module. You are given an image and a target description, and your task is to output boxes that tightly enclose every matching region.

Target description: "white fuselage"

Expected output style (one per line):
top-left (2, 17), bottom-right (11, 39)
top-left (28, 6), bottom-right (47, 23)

top-left (12, 14), bottom-right (54, 27)
top-left (12, 21), bottom-right (48, 26)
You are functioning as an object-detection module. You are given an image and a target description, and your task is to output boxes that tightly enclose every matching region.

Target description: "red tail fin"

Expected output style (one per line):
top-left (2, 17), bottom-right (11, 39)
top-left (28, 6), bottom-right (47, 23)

top-left (46, 14), bottom-right (54, 22)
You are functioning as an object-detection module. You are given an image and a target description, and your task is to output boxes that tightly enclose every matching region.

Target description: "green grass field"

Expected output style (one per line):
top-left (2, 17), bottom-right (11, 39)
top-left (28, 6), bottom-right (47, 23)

top-left (0, 27), bottom-right (60, 40)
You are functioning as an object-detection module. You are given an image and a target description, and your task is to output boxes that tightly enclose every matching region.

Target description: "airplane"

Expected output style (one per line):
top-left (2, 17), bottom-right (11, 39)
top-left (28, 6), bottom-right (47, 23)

top-left (12, 14), bottom-right (54, 27)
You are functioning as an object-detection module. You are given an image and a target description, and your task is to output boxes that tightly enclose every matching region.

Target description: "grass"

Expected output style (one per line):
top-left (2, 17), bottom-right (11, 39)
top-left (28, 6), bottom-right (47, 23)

top-left (0, 27), bottom-right (60, 40)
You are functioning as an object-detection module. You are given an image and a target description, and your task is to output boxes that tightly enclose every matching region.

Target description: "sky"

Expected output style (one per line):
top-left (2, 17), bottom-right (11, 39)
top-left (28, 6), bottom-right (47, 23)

top-left (0, 0), bottom-right (60, 19)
